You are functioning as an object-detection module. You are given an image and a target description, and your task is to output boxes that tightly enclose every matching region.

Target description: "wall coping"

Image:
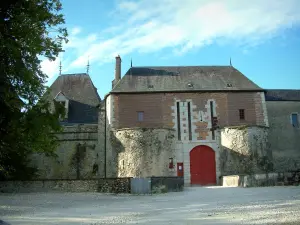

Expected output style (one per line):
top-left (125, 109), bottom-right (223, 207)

top-left (113, 127), bottom-right (176, 132)
top-left (219, 125), bottom-right (269, 130)
top-left (0, 178), bottom-right (133, 182)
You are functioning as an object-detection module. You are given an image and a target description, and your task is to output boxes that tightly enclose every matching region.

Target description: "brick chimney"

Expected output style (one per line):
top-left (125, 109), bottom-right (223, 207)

top-left (112, 55), bottom-right (121, 88)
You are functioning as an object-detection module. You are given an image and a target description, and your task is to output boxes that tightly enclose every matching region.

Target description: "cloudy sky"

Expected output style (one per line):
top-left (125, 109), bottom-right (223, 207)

top-left (42, 0), bottom-right (300, 98)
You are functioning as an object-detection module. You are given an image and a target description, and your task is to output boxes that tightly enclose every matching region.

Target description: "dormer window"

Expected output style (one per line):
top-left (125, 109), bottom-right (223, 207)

top-left (54, 92), bottom-right (69, 119)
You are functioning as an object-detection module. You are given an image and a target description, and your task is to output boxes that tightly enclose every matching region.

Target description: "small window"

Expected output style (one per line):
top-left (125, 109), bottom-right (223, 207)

top-left (291, 113), bottom-right (299, 128)
top-left (137, 111), bottom-right (144, 122)
top-left (176, 102), bottom-right (181, 140)
top-left (239, 109), bottom-right (245, 120)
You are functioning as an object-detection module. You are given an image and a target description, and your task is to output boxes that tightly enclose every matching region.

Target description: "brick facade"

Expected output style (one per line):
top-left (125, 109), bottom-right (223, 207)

top-left (112, 92), bottom-right (267, 131)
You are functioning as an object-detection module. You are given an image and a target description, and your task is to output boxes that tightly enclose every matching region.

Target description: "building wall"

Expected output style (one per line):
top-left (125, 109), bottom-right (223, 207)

top-left (30, 124), bottom-right (105, 179)
top-left (107, 128), bottom-right (176, 178)
top-left (112, 92), bottom-right (268, 131)
top-left (219, 126), bottom-right (271, 176)
top-left (267, 101), bottom-right (300, 171)
top-left (106, 92), bottom-right (268, 185)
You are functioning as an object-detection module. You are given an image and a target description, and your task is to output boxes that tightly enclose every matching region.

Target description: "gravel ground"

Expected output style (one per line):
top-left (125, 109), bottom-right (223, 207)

top-left (1, 186), bottom-right (300, 225)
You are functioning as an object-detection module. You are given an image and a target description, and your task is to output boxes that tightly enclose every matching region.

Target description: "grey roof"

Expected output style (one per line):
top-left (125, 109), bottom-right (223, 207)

top-left (111, 66), bottom-right (262, 93)
top-left (265, 89), bottom-right (300, 101)
top-left (49, 73), bottom-right (101, 124)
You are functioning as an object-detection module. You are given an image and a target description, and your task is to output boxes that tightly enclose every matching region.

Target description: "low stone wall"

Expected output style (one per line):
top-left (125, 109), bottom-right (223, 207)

top-left (98, 178), bottom-right (131, 193)
top-left (151, 176), bottom-right (184, 192)
top-left (223, 171), bottom-right (300, 187)
top-left (0, 178), bottom-right (131, 193)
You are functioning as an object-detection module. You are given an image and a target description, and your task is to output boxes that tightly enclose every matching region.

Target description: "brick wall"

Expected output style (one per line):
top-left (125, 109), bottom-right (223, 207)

top-left (112, 92), bottom-right (267, 131)
top-left (228, 92), bottom-right (257, 125)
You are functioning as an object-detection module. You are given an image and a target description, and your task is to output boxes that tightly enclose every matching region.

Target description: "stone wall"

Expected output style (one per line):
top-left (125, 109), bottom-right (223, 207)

top-left (267, 101), bottom-right (300, 172)
top-left (106, 128), bottom-right (176, 178)
top-left (30, 124), bottom-right (105, 179)
top-left (151, 176), bottom-right (184, 193)
top-left (222, 171), bottom-right (300, 187)
top-left (219, 126), bottom-right (272, 175)
top-left (0, 178), bottom-right (131, 193)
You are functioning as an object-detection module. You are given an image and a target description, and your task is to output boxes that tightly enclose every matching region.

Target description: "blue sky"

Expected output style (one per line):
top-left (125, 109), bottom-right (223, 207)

top-left (43, 0), bottom-right (300, 98)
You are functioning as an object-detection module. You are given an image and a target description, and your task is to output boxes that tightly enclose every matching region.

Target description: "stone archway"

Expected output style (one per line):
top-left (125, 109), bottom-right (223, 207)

top-left (190, 145), bottom-right (216, 185)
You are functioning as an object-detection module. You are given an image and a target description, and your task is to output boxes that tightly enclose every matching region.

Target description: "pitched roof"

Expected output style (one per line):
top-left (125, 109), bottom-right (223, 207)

top-left (49, 73), bottom-right (101, 124)
top-left (265, 89), bottom-right (300, 101)
top-left (111, 66), bottom-right (262, 93)
top-left (50, 73), bottom-right (101, 105)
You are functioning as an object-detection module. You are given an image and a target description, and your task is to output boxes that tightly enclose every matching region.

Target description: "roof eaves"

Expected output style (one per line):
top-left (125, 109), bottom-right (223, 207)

top-left (110, 89), bottom-right (263, 94)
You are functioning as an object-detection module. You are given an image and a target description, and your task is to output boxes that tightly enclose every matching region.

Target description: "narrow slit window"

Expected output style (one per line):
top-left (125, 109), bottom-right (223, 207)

top-left (137, 111), bottom-right (144, 122)
top-left (291, 113), bottom-right (299, 128)
top-left (176, 102), bottom-right (181, 140)
top-left (239, 109), bottom-right (245, 120)
top-left (187, 102), bottom-right (192, 140)
top-left (210, 101), bottom-right (215, 140)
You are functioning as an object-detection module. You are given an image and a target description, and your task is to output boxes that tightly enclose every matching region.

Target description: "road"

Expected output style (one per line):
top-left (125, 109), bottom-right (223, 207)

top-left (1, 186), bottom-right (300, 225)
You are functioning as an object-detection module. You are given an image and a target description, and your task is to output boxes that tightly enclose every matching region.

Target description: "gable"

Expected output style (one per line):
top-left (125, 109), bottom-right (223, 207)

top-left (54, 92), bottom-right (68, 102)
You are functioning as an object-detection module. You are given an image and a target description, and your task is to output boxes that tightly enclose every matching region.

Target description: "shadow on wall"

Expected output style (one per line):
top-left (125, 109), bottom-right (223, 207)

top-left (66, 100), bottom-right (98, 124)
top-left (220, 148), bottom-right (273, 176)
top-left (219, 126), bottom-right (273, 177)
top-left (70, 142), bottom-right (97, 179)
top-left (29, 124), bottom-right (100, 180)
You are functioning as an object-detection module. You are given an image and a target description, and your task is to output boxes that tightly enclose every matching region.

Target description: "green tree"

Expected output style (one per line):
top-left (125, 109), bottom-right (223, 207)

top-left (0, 0), bottom-right (68, 180)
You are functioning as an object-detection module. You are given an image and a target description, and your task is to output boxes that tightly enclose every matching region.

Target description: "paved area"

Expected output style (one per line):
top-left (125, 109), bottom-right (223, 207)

top-left (1, 186), bottom-right (300, 225)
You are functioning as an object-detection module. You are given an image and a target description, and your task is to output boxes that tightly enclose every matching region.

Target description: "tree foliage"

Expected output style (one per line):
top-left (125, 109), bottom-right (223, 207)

top-left (0, 0), bottom-right (68, 180)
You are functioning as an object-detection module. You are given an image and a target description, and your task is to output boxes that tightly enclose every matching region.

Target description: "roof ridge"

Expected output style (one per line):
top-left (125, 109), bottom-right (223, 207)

top-left (132, 65), bottom-right (232, 68)
top-left (60, 73), bottom-right (89, 76)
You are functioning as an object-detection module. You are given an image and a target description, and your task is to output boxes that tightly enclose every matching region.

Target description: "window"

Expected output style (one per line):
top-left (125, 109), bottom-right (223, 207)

top-left (169, 158), bottom-right (174, 169)
top-left (210, 101), bottom-right (215, 140)
top-left (239, 109), bottom-right (245, 120)
top-left (187, 102), bottom-right (192, 140)
top-left (176, 102), bottom-right (181, 140)
top-left (137, 111), bottom-right (144, 122)
top-left (291, 113), bottom-right (299, 128)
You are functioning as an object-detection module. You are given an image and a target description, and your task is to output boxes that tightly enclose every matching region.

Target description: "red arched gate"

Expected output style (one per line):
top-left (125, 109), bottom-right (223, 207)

top-left (190, 145), bottom-right (216, 185)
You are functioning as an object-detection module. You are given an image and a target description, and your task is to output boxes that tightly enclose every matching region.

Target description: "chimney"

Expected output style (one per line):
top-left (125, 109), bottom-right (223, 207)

top-left (114, 55), bottom-right (121, 84)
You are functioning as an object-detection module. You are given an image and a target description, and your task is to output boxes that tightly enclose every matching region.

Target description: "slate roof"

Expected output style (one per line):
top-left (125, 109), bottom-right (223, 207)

top-left (111, 66), bottom-right (262, 93)
top-left (49, 73), bottom-right (101, 124)
top-left (265, 89), bottom-right (300, 101)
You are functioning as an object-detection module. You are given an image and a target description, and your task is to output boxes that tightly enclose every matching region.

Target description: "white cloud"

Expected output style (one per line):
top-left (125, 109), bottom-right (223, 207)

top-left (65, 0), bottom-right (300, 69)
top-left (40, 58), bottom-right (60, 79)
top-left (70, 26), bottom-right (82, 36)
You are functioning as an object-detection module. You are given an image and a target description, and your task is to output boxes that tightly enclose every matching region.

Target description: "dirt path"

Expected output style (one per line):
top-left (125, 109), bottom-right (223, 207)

top-left (1, 186), bottom-right (300, 224)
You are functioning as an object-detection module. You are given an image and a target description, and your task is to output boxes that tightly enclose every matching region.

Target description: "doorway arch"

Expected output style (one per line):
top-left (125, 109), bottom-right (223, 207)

top-left (190, 145), bottom-right (216, 185)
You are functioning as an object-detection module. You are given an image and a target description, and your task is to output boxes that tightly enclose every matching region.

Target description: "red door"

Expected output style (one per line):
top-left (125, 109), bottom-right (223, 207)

top-left (190, 145), bottom-right (216, 185)
top-left (177, 163), bottom-right (184, 177)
